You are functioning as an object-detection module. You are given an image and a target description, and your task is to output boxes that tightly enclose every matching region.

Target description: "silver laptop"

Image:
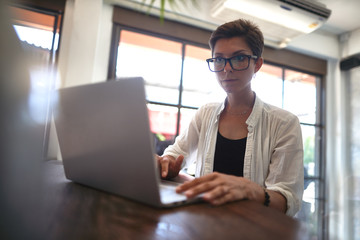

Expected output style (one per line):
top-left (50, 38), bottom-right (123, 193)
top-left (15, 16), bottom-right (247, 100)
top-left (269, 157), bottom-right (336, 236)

top-left (54, 77), bottom-right (200, 207)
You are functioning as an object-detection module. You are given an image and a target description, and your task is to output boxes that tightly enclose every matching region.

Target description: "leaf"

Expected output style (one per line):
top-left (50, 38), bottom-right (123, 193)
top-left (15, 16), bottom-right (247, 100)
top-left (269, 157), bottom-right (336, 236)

top-left (141, 0), bottom-right (200, 23)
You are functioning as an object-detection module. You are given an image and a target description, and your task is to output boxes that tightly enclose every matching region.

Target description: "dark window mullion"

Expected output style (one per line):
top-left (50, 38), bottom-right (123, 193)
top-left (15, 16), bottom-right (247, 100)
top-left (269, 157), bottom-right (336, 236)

top-left (107, 26), bottom-right (122, 80)
top-left (316, 75), bottom-right (327, 240)
top-left (300, 122), bottom-right (323, 128)
top-left (49, 14), bottom-right (58, 63)
top-left (281, 68), bottom-right (285, 109)
top-left (175, 43), bottom-right (186, 137)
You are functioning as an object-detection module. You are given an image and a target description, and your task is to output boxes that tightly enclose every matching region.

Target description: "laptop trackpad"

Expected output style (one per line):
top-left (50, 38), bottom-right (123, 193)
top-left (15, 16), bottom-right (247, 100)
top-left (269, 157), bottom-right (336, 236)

top-left (159, 181), bottom-right (188, 204)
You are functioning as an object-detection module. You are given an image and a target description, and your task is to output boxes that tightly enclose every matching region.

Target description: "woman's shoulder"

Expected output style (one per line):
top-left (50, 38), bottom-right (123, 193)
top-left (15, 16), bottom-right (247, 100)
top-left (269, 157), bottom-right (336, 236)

top-left (194, 101), bottom-right (223, 119)
top-left (260, 100), bottom-right (299, 122)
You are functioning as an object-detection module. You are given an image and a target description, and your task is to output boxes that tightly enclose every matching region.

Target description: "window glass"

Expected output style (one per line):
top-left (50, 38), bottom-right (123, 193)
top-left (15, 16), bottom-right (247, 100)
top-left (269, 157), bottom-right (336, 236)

top-left (296, 180), bottom-right (321, 239)
top-left (179, 108), bottom-right (197, 134)
top-left (147, 104), bottom-right (177, 155)
top-left (284, 70), bottom-right (317, 124)
top-left (252, 64), bottom-right (283, 108)
top-left (302, 125), bottom-right (316, 177)
top-left (9, 6), bottom-right (61, 156)
top-left (116, 30), bottom-right (182, 104)
top-left (10, 6), bottom-right (60, 52)
top-left (182, 45), bottom-right (225, 108)
top-left (147, 104), bottom-right (177, 139)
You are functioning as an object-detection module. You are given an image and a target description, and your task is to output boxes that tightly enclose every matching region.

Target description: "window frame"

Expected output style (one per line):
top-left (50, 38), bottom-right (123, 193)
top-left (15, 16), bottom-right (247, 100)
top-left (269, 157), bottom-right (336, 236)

top-left (109, 25), bottom-right (210, 137)
top-left (9, 2), bottom-right (64, 64)
top-left (260, 60), bottom-right (326, 239)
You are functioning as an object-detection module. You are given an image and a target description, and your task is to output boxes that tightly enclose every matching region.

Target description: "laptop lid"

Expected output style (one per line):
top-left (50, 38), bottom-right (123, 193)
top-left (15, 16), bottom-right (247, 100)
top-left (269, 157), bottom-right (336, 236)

top-left (54, 77), bottom-right (167, 206)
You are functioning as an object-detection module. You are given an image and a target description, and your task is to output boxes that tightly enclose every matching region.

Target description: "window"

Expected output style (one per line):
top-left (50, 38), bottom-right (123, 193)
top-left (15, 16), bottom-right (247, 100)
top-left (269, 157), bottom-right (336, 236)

top-left (115, 29), bottom-right (224, 154)
top-left (117, 30), bottom-right (183, 105)
top-left (110, 7), bottom-right (326, 240)
top-left (182, 45), bottom-right (225, 108)
top-left (9, 5), bottom-right (62, 63)
top-left (9, 4), bottom-right (63, 158)
top-left (254, 64), bottom-right (324, 239)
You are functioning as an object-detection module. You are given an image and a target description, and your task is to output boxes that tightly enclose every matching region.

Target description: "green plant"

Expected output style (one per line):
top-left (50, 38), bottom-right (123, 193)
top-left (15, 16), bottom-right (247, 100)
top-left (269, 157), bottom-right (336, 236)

top-left (304, 135), bottom-right (315, 165)
top-left (141, 0), bottom-right (199, 22)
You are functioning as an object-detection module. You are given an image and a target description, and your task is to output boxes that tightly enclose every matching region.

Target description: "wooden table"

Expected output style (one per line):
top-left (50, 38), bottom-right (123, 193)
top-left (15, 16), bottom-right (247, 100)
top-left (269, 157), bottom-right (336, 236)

top-left (40, 160), bottom-right (306, 240)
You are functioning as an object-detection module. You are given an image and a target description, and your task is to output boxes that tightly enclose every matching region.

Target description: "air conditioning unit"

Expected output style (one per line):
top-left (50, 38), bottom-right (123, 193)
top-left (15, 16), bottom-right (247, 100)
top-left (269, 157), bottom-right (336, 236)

top-left (210, 0), bottom-right (331, 48)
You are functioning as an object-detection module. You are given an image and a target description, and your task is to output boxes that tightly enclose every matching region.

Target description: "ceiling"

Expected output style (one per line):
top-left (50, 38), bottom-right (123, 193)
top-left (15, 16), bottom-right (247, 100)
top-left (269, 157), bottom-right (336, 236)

top-left (112, 0), bottom-right (360, 38)
top-left (316, 0), bottom-right (360, 35)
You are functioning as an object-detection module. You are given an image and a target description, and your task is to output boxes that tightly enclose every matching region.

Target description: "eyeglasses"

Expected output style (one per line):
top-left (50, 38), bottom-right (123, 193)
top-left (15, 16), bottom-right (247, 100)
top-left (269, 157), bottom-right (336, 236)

top-left (206, 54), bottom-right (258, 72)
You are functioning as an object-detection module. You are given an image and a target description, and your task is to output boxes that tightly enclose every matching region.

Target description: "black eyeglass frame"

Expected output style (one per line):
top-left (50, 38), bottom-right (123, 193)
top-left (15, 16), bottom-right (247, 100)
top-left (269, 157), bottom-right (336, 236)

top-left (206, 54), bottom-right (258, 72)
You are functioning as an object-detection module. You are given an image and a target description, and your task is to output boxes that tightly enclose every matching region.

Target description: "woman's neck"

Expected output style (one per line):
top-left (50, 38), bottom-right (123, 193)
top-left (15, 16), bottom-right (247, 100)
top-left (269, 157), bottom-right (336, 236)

top-left (226, 91), bottom-right (255, 111)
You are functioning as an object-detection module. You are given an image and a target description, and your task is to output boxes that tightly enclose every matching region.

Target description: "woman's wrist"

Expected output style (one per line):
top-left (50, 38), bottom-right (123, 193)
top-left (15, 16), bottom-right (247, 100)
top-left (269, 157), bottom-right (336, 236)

top-left (244, 180), bottom-right (266, 204)
top-left (263, 188), bottom-right (270, 206)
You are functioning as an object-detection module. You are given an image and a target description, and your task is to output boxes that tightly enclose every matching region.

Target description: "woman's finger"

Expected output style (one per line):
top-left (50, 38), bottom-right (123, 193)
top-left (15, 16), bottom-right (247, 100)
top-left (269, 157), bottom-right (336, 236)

top-left (159, 157), bottom-right (170, 178)
top-left (176, 172), bottom-right (220, 193)
top-left (208, 191), bottom-right (234, 205)
top-left (183, 180), bottom-right (221, 198)
top-left (202, 185), bottom-right (230, 201)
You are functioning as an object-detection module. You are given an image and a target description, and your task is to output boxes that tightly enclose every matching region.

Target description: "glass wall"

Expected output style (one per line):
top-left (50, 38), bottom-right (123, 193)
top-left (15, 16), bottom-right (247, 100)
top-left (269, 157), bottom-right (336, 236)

top-left (9, 5), bottom-right (62, 159)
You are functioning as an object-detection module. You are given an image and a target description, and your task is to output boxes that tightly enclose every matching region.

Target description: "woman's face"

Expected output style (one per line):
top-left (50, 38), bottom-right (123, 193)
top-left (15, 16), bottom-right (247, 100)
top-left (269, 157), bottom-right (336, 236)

top-left (213, 36), bottom-right (263, 95)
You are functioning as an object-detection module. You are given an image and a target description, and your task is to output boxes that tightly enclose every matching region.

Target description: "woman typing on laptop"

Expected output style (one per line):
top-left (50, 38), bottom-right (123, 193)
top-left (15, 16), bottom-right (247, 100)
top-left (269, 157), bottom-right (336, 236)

top-left (157, 19), bottom-right (304, 217)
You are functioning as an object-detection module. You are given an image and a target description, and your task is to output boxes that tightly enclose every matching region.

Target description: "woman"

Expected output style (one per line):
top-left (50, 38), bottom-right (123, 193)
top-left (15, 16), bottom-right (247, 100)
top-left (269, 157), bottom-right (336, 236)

top-left (157, 19), bottom-right (304, 217)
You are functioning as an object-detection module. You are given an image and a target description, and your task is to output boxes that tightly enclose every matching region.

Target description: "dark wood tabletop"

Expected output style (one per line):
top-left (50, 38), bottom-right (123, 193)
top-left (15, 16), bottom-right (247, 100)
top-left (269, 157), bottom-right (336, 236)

top-left (40, 160), bottom-right (307, 240)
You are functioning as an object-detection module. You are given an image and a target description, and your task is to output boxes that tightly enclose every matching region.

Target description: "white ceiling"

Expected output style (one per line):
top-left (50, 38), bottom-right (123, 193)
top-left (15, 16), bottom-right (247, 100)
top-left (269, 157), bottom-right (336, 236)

top-left (316, 0), bottom-right (360, 35)
top-left (110, 0), bottom-right (360, 37)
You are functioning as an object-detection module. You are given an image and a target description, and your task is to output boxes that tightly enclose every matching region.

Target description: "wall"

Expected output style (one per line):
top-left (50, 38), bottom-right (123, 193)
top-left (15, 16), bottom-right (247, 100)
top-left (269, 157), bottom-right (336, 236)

top-left (344, 28), bottom-right (360, 57)
top-left (349, 66), bottom-right (360, 240)
top-left (47, 0), bottom-right (113, 159)
top-left (288, 31), bottom-right (340, 60)
top-left (58, 0), bottom-right (112, 87)
top-left (292, 25), bottom-right (360, 240)
top-left (338, 28), bottom-right (360, 240)
top-left (347, 65), bottom-right (360, 240)
top-left (318, 27), bottom-right (360, 240)
top-left (284, 16), bottom-right (360, 240)
top-left (1, 3), bottom-right (46, 238)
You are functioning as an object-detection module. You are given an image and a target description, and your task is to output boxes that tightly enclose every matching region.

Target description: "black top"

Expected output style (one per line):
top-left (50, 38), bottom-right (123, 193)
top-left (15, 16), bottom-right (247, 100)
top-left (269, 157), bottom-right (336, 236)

top-left (213, 131), bottom-right (246, 177)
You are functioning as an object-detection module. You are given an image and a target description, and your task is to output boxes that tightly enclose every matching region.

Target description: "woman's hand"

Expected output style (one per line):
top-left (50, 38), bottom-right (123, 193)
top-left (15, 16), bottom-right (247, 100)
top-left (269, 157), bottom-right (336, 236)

top-left (176, 172), bottom-right (262, 205)
top-left (156, 154), bottom-right (184, 179)
top-left (175, 172), bottom-right (287, 213)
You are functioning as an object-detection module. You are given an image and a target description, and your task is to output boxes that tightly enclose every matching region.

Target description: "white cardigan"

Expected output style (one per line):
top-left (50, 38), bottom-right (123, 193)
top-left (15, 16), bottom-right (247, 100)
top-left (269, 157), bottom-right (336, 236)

top-left (163, 95), bottom-right (304, 216)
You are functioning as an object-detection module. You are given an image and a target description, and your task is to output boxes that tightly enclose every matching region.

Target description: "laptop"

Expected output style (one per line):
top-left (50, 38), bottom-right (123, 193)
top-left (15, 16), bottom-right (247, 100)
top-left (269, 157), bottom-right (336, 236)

top-left (54, 77), bottom-right (200, 207)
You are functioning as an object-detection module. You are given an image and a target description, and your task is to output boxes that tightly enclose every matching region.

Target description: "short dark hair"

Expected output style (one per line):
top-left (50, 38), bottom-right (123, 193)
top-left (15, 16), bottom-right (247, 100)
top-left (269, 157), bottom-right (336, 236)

top-left (209, 19), bottom-right (264, 58)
